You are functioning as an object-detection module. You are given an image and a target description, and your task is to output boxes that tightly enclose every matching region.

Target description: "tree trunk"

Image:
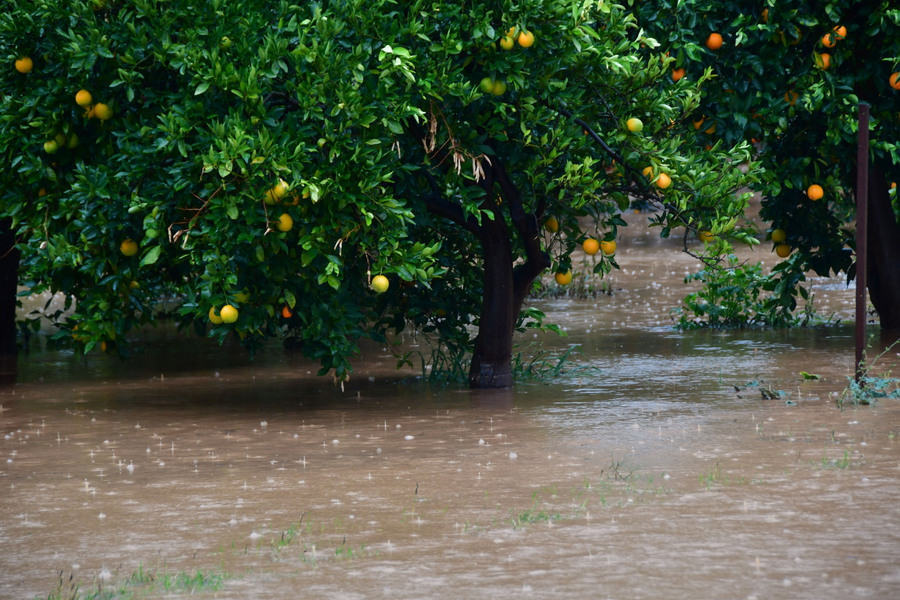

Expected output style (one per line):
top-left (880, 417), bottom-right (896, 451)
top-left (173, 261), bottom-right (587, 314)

top-left (866, 167), bottom-right (900, 333)
top-left (469, 216), bottom-right (517, 388)
top-left (0, 219), bottom-right (20, 357)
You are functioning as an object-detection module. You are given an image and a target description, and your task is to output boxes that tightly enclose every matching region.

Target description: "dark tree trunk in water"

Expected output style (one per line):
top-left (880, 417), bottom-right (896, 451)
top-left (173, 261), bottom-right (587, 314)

top-left (0, 220), bottom-right (19, 357)
top-left (467, 159), bottom-right (550, 389)
top-left (865, 167), bottom-right (900, 334)
top-left (469, 217), bottom-right (517, 388)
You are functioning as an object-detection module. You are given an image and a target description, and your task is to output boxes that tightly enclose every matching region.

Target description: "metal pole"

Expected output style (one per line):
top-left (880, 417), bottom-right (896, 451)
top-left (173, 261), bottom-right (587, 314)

top-left (855, 103), bottom-right (869, 381)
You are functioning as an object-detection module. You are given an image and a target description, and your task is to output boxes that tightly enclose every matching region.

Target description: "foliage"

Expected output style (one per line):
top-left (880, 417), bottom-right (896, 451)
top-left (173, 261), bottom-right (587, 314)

top-left (634, 0), bottom-right (900, 317)
top-left (1, 0), bottom-right (755, 381)
top-left (674, 253), bottom-right (818, 328)
top-left (841, 340), bottom-right (900, 407)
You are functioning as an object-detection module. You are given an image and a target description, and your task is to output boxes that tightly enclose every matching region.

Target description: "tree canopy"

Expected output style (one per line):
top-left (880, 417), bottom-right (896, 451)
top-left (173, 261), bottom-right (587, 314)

top-left (2, 0), bottom-right (762, 385)
top-left (634, 0), bottom-right (900, 329)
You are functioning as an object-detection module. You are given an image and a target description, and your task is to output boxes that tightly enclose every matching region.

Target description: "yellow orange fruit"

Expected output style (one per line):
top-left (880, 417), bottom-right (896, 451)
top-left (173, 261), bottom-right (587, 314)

top-left (775, 243), bottom-right (792, 258)
top-left (220, 304), bottom-right (239, 323)
top-left (706, 33), bottom-right (723, 51)
top-left (642, 166), bottom-right (654, 178)
top-left (276, 213), bottom-right (293, 232)
top-left (656, 172), bottom-right (672, 189)
top-left (626, 117), bottom-right (643, 133)
top-left (209, 306), bottom-right (224, 324)
top-left (43, 140), bottom-right (59, 154)
top-left (15, 56), bottom-right (33, 73)
top-left (672, 67), bottom-right (685, 82)
top-left (490, 79), bottom-right (507, 95)
top-left (785, 90), bottom-right (799, 106)
top-left (807, 184), bottom-right (824, 201)
top-left (371, 274), bottom-right (389, 293)
top-left (517, 30), bottom-right (535, 48)
top-left (582, 238), bottom-right (600, 256)
top-left (698, 230), bottom-right (714, 243)
top-left (554, 270), bottom-right (573, 285)
top-left (75, 89), bottom-right (92, 107)
top-left (544, 216), bottom-right (559, 233)
top-left (600, 240), bottom-right (617, 255)
top-left (93, 102), bottom-right (113, 120)
top-left (120, 239), bottom-right (138, 256)
top-left (771, 228), bottom-right (787, 243)
top-left (499, 36), bottom-right (515, 50)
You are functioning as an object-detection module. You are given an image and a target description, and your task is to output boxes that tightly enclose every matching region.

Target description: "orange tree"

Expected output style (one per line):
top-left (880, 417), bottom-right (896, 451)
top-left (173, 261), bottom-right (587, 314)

top-left (634, 0), bottom-right (900, 330)
top-left (1, 0), bottom-right (755, 387)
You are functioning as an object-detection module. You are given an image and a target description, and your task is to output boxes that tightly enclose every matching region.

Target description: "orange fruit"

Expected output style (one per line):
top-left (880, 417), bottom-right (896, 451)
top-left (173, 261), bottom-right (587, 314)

top-left (706, 33), bottom-right (723, 51)
top-left (626, 117), bottom-right (643, 133)
top-left (281, 305), bottom-right (293, 319)
top-left (833, 25), bottom-right (847, 40)
top-left (775, 243), bottom-right (792, 258)
top-left (544, 216), bottom-right (559, 233)
top-left (517, 30), bottom-right (535, 48)
top-left (672, 67), bottom-right (685, 82)
top-left (75, 89), bottom-right (92, 107)
top-left (499, 35), bottom-right (515, 50)
top-left (890, 72), bottom-right (900, 90)
top-left (821, 33), bottom-right (836, 48)
top-left (771, 228), bottom-right (787, 243)
top-left (642, 166), bottom-right (654, 178)
top-left (265, 179), bottom-right (288, 204)
top-left (371, 274), bottom-right (389, 293)
top-left (220, 304), bottom-right (239, 323)
top-left (656, 172), bottom-right (672, 189)
top-left (816, 53), bottom-right (831, 70)
top-left (698, 230), bottom-right (714, 243)
top-left (209, 307), bottom-right (223, 324)
top-left (15, 56), bottom-right (33, 74)
top-left (761, 9), bottom-right (768, 23)
top-left (554, 270), bottom-right (572, 285)
top-left (276, 213), bottom-right (293, 232)
top-left (490, 79), bottom-right (507, 96)
top-left (807, 184), bottom-right (824, 201)
top-left (93, 103), bottom-right (113, 120)
top-left (582, 238), bottom-right (600, 256)
top-left (120, 239), bottom-right (138, 256)
top-left (784, 90), bottom-right (799, 106)
top-left (600, 240), bottom-right (617, 255)
top-left (43, 140), bottom-right (59, 155)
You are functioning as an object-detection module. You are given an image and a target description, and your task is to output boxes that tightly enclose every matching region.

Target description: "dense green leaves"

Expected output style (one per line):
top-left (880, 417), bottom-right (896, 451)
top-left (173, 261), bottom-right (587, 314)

top-left (2, 0), bottom-right (755, 377)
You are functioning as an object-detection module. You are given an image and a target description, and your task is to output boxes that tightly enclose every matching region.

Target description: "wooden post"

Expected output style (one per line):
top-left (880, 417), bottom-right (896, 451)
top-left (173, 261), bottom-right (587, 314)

top-left (855, 103), bottom-right (869, 381)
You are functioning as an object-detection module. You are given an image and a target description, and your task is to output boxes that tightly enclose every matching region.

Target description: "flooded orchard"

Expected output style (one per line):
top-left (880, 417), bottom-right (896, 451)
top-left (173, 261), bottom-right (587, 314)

top-left (3, 215), bottom-right (900, 599)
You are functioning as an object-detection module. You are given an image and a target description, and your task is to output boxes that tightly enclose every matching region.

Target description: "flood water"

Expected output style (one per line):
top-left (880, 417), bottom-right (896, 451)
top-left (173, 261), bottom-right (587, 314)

top-left (3, 211), bottom-right (899, 599)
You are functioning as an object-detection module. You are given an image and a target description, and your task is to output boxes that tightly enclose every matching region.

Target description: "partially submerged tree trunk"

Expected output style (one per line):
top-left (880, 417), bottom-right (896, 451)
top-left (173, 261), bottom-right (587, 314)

top-left (0, 219), bottom-right (19, 357)
top-left (865, 166), bottom-right (900, 333)
top-left (422, 152), bottom-right (550, 388)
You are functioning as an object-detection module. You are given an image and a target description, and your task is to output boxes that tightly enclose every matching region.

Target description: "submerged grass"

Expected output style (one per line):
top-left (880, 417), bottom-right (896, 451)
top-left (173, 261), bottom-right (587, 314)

top-left (44, 564), bottom-right (227, 600)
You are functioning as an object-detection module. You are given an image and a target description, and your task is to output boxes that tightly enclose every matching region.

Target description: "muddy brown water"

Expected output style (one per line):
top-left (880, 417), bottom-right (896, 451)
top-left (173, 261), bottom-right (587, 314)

top-left (3, 211), bottom-right (900, 599)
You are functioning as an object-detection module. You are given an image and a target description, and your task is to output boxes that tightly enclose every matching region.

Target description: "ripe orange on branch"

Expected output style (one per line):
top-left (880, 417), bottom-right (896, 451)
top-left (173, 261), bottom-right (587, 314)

top-left (582, 238), bottom-right (600, 256)
top-left (15, 56), bottom-right (33, 73)
top-left (890, 73), bottom-right (900, 90)
top-left (807, 184), bottom-right (824, 201)
top-left (706, 33), bottom-right (723, 51)
top-left (554, 270), bottom-right (572, 285)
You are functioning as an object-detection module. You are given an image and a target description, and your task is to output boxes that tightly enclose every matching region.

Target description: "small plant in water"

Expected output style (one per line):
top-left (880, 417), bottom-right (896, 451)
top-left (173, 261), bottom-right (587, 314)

top-left (674, 254), bottom-right (832, 329)
top-left (840, 340), bottom-right (900, 408)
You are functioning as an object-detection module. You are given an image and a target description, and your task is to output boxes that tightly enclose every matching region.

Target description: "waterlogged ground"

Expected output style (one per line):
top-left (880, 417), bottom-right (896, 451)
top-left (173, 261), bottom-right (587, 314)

top-left (3, 210), bottom-right (899, 599)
